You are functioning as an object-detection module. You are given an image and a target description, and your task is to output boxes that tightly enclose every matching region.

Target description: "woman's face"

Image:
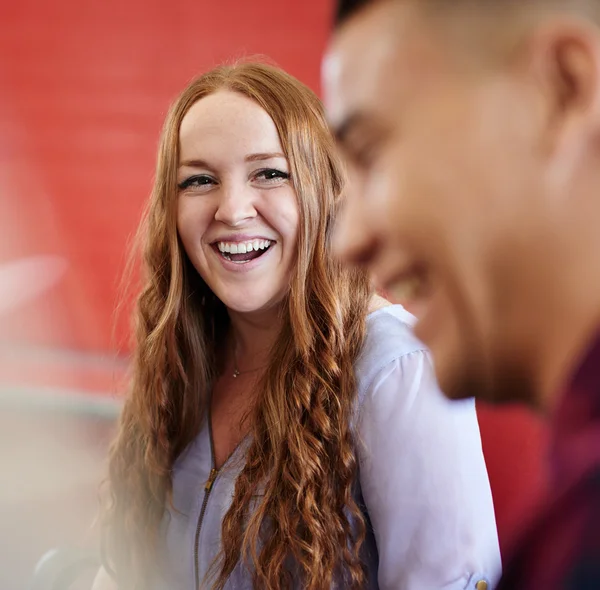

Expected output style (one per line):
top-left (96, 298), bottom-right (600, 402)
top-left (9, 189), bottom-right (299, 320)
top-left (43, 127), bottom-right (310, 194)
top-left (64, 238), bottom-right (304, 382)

top-left (177, 90), bottom-right (299, 315)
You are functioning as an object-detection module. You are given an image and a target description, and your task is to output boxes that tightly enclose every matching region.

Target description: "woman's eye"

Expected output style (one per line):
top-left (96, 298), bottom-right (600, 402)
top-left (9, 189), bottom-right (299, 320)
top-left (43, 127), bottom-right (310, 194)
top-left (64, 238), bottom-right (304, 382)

top-left (254, 169), bottom-right (290, 183)
top-left (178, 175), bottom-right (215, 190)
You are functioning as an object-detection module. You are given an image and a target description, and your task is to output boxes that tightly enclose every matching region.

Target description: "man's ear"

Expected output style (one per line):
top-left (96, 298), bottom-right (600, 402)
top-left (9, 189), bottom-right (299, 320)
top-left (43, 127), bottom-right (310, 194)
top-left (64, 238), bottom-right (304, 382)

top-left (526, 18), bottom-right (600, 157)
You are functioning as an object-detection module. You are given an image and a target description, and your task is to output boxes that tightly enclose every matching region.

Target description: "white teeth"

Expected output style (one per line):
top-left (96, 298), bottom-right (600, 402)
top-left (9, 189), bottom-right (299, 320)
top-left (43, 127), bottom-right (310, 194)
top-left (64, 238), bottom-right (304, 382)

top-left (389, 275), bottom-right (422, 303)
top-left (216, 239), bottom-right (272, 254)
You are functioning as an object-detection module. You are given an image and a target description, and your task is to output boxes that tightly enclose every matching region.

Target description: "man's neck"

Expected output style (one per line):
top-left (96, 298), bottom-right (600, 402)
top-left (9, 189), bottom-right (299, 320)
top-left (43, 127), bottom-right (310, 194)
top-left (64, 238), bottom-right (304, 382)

top-left (533, 233), bottom-right (600, 413)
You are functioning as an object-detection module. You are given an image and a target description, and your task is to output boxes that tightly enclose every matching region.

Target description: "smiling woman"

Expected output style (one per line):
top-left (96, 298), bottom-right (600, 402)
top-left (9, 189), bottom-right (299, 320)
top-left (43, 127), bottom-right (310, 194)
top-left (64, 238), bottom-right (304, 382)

top-left (94, 62), bottom-right (500, 590)
top-left (176, 90), bottom-right (298, 313)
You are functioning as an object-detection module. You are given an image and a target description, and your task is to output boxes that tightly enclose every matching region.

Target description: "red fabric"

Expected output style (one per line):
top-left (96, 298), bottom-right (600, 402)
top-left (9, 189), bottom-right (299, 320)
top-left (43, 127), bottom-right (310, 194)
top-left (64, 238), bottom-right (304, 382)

top-left (496, 335), bottom-right (600, 589)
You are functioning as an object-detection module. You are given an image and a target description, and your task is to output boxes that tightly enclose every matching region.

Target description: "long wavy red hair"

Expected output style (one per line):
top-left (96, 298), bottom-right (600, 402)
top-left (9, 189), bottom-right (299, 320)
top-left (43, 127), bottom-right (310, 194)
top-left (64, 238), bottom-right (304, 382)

top-left (102, 62), bottom-right (372, 590)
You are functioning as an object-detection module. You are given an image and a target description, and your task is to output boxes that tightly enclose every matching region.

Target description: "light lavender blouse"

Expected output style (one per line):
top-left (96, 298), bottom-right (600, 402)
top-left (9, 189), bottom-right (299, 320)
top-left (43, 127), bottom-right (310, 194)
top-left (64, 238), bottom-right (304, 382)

top-left (156, 305), bottom-right (501, 589)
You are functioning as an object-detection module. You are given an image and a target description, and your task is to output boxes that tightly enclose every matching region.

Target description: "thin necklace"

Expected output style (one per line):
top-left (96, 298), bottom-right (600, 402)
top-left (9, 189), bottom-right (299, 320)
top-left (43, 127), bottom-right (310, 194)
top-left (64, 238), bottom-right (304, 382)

top-left (232, 344), bottom-right (266, 378)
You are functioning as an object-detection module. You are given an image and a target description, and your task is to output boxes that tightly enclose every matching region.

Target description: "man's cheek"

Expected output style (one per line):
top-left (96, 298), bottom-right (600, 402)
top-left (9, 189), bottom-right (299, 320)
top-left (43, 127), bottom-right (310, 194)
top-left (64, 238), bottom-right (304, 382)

top-left (367, 183), bottom-right (400, 239)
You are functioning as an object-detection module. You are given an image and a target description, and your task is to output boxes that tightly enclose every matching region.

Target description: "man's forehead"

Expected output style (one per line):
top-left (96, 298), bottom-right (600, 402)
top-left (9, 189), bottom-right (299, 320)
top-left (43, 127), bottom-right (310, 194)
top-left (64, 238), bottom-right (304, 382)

top-left (323, 1), bottom-right (432, 130)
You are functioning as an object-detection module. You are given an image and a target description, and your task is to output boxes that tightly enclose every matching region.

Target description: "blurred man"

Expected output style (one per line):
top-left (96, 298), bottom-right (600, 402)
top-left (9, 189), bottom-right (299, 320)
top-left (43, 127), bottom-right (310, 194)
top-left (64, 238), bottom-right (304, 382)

top-left (323, 0), bottom-right (600, 588)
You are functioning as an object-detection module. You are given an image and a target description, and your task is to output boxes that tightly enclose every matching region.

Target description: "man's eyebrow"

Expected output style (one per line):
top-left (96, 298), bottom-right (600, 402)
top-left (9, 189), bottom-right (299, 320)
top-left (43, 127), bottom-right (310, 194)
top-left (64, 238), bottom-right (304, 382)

top-left (333, 112), bottom-right (369, 145)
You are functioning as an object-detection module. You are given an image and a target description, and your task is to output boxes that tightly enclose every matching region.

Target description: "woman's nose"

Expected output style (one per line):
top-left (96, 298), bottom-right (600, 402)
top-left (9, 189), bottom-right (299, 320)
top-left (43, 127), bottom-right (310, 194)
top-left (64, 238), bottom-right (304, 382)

top-left (214, 184), bottom-right (257, 226)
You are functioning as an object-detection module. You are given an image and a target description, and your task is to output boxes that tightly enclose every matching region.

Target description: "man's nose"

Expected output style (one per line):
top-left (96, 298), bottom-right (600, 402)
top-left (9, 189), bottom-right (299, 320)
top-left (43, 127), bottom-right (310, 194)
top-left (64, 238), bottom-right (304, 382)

top-left (332, 196), bottom-right (378, 266)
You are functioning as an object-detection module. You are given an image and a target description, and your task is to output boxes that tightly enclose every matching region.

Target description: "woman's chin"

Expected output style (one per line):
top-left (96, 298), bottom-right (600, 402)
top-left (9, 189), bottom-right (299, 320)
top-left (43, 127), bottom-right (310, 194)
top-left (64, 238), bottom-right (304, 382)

top-left (217, 294), bottom-right (284, 316)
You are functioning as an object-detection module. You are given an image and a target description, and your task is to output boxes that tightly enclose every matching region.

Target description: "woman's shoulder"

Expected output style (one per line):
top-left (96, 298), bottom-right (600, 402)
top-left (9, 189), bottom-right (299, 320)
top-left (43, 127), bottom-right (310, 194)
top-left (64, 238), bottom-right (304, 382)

top-left (355, 304), bottom-right (428, 397)
top-left (360, 303), bottom-right (426, 364)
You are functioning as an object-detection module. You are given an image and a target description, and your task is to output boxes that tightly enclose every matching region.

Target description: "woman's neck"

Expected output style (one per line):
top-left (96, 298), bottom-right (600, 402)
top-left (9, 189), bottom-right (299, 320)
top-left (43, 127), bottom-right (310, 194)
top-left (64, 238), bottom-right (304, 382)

top-left (227, 306), bottom-right (283, 365)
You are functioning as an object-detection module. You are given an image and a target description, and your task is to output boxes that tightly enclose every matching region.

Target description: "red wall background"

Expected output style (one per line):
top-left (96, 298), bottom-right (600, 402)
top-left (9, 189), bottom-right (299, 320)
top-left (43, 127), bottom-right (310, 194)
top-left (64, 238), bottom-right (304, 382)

top-left (0, 0), bottom-right (548, 557)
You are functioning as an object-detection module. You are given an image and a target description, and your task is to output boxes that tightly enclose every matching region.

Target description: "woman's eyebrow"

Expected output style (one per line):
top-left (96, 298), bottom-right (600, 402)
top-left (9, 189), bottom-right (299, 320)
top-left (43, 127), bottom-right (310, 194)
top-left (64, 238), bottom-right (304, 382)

top-left (245, 152), bottom-right (286, 162)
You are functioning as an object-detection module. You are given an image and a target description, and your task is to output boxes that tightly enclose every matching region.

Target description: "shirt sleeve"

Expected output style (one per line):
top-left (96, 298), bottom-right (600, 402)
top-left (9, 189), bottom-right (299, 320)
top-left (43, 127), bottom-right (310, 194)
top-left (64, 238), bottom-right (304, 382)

top-left (357, 350), bottom-right (502, 590)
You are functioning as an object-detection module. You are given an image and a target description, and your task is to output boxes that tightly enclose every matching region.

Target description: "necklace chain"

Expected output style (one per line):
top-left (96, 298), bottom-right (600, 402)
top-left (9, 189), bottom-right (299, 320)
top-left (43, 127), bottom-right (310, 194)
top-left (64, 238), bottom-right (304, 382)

top-left (232, 344), bottom-right (265, 378)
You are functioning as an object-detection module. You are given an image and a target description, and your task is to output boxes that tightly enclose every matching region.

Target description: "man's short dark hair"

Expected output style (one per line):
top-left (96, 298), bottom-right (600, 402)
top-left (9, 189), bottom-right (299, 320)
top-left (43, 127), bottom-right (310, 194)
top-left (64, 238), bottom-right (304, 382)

top-left (335, 0), bottom-right (374, 26)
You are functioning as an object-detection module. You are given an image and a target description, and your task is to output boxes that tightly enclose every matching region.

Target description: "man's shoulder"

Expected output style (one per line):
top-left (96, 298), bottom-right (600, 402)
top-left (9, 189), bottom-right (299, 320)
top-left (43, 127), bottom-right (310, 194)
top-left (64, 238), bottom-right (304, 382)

top-left (497, 466), bottom-right (600, 590)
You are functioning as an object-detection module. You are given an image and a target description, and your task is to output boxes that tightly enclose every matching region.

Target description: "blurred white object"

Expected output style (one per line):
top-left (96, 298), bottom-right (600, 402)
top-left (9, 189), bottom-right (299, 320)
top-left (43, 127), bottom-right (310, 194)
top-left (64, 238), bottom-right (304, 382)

top-left (0, 255), bottom-right (67, 316)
